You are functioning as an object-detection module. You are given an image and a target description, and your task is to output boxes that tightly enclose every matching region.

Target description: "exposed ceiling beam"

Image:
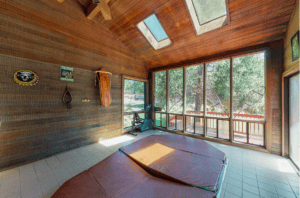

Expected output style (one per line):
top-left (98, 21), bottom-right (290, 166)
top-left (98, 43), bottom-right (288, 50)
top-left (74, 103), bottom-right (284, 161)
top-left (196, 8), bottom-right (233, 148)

top-left (57, 0), bottom-right (64, 2)
top-left (86, 0), bottom-right (112, 20)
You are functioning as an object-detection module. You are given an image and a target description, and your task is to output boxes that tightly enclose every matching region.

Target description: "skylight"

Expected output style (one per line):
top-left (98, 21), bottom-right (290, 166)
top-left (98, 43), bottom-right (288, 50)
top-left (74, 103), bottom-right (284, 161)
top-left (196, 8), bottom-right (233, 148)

top-left (137, 14), bottom-right (171, 50)
top-left (144, 15), bottom-right (168, 41)
top-left (185, 0), bottom-right (228, 35)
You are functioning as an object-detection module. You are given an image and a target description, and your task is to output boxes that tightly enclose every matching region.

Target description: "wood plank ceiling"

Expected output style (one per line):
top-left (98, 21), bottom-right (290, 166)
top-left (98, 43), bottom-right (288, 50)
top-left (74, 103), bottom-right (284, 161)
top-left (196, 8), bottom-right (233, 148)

top-left (78, 0), bottom-right (296, 70)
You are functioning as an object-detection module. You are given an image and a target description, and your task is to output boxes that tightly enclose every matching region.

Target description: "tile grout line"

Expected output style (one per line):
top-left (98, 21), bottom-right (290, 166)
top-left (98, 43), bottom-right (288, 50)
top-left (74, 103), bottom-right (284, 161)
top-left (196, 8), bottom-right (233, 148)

top-left (56, 151), bottom-right (87, 177)
top-left (31, 163), bottom-right (44, 198)
top-left (44, 158), bottom-right (62, 190)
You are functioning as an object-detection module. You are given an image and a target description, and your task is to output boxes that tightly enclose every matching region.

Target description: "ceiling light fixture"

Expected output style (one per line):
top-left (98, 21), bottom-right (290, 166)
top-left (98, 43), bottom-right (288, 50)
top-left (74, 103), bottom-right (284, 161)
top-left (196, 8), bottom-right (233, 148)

top-left (93, 0), bottom-right (100, 4)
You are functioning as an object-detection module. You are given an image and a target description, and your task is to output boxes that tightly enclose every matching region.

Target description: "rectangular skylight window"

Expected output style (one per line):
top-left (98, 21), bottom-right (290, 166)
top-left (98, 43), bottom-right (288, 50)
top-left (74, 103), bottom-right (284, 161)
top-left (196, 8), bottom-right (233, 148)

top-left (192, 0), bottom-right (227, 24)
top-left (137, 14), bottom-right (171, 50)
top-left (144, 15), bottom-right (168, 41)
top-left (185, 0), bottom-right (228, 35)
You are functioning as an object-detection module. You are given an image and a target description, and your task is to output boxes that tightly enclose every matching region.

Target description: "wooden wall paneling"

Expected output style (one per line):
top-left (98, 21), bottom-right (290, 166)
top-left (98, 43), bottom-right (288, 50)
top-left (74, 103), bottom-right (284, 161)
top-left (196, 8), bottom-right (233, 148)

top-left (143, 19), bottom-right (290, 66)
top-left (0, 54), bottom-right (125, 171)
top-left (0, 0), bottom-right (147, 78)
top-left (283, 0), bottom-right (299, 73)
top-left (0, 0), bottom-right (148, 171)
top-left (88, 0), bottom-right (295, 70)
top-left (266, 41), bottom-right (284, 155)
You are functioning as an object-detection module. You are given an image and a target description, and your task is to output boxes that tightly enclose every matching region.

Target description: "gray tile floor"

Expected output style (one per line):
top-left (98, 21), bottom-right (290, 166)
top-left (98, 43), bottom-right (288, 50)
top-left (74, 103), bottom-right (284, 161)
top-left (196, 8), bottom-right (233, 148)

top-left (0, 130), bottom-right (299, 198)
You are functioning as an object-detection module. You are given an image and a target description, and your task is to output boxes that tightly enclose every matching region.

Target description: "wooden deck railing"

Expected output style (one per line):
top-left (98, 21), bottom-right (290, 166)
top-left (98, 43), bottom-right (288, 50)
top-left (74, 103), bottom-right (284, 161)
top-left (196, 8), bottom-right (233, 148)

top-left (154, 110), bottom-right (265, 146)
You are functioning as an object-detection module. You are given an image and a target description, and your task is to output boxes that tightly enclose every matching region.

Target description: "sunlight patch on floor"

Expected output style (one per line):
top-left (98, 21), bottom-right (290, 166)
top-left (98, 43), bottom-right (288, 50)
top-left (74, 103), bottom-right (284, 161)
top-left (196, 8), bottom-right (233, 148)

top-left (99, 135), bottom-right (135, 147)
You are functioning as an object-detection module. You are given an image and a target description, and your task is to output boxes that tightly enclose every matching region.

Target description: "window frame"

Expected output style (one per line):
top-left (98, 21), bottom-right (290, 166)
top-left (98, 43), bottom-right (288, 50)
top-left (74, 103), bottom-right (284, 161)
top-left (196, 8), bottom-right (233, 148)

top-left (184, 0), bottom-right (231, 36)
top-left (152, 50), bottom-right (267, 147)
top-left (122, 75), bottom-right (149, 133)
top-left (137, 13), bottom-right (172, 50)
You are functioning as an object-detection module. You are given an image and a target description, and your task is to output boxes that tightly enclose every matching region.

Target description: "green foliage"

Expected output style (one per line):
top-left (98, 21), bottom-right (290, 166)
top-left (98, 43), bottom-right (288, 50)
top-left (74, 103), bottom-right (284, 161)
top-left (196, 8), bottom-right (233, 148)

top-left (169, 69), bottom-right (183, 113)
top-left (233, 53), bottom-right (265, 115)
top-left (154, 53), bottom-right (265, 117)
top-left (208, 59), bottom-right (231, 115)
top-left (155, 71), bottom-right (167, 111)
top-left (124, 80), bottom-right (145, 94)
top-left (186, 65), bottom-right (204, 112)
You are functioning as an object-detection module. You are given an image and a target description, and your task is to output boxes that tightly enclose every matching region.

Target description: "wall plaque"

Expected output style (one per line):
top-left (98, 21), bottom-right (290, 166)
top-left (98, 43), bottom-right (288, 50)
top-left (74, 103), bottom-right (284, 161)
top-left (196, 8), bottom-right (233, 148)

top-left (60, 66), bottom-right (74, 82)
top-left (14, 70), bottom-right (39, 86)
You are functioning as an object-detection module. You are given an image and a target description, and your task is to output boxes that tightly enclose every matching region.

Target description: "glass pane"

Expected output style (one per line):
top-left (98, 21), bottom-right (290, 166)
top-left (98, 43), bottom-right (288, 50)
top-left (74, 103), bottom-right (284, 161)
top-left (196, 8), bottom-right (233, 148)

top-left (155, 113), bottom-right (161, 126)
top-left (138, 113), bottom-right (145, 119)
top-left (169, 114), bottom-right (176, 130)
top-left (289, 74), bottom-right (300, 167)
top-left (169, 68), bottom-right (183, 114)
top-left (186, 116), bottom-right (194, 133)
top-left (155, 71), bottom-right (167, 112)
top-left (144, 14), bottom-right (168, 41)
top-left (218, 120), bottom-right (229, 139)
top-left (206, 59), bottom-right (230, 118)
top-left (186, 65), bottom-right (204, 115)
top-left (176, 115), bottom-right (183, 131)
top-left (162, 114), bottom-right (167, 128)
top-left (249, 123), bottom-right (264, 146)
top-left (124, 115), bottom-right (133, 129)
top-left (124, 79), bottom-right (145, 112)
top-left (192, 0), bottom-right (227, 24)
top-left (234, 121), bottom-right (247, 143)
top-left (207, 118), bottom-right (217, 137)
top-left (233, 53), bottom-right (265, 120)
top-left (195, 117), bottom-right (204, 135)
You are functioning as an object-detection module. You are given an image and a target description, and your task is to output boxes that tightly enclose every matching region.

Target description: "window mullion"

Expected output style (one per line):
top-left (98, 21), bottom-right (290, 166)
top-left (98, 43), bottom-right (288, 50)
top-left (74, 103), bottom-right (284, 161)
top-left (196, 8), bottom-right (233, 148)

top-left (203, 63), bottom-right (207, 137)
top-left (230, 58), bottom-right (234, 142)
top-left (166, 70), bottom-right (169, 113)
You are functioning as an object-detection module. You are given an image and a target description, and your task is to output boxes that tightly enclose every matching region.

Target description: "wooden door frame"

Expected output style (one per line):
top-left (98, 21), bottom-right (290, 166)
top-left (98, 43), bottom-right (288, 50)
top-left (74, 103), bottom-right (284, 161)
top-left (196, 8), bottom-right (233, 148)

top-left (121, 75), bottom-right (149, 134)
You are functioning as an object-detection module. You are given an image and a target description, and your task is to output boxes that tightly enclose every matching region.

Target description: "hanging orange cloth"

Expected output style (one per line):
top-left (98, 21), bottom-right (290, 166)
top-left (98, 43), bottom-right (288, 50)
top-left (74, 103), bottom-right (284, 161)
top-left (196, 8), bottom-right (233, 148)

top-left (98, 69), bottom-right (112, 107)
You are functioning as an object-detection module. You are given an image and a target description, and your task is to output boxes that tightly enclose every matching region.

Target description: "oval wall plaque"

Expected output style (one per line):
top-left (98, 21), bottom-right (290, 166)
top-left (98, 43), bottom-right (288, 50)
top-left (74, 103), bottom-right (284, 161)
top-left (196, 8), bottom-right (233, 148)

top-left (14, 70), bottom-right (39, 86)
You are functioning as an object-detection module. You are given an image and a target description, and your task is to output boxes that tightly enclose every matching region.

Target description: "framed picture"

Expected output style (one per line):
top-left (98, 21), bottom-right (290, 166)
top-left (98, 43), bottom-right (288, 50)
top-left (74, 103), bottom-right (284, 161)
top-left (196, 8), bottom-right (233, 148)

top-left (291, 31), bottom-right (299, 61)
top-left (60, 66), bottom-right (74, 82)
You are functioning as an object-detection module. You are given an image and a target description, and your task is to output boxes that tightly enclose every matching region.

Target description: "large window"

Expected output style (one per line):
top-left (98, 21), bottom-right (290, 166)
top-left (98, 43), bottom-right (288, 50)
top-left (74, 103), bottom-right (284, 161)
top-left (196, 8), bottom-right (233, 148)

top-left (123, 78), bottom-right (147, 131)
top-left (155, 71), bottom-right (167, 112)
top-left (186, 64), bottom-right (204, 115)
top-left (233, 53), bottom-right (265, 146)
top-left (124, 79), bottom-right (145, 112)
top-left (206, 59), bottom-right (230, 118)
top-left (168, 68), bottom-right (183, 114)
top-left (153, 51), bottom-right (266, 147)
top-left (233, 53), bottom-right (265, 120)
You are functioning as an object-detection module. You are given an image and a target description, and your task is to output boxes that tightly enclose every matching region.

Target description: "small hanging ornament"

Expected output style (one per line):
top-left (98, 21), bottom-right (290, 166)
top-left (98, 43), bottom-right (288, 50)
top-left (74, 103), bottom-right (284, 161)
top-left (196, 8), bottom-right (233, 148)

top-left (62, 85), bottom-right (72, 109)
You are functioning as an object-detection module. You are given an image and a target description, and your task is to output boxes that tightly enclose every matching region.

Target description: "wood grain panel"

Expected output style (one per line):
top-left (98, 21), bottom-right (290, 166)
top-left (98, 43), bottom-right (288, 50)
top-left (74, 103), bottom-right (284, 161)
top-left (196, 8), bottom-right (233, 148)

top-left (0, 0), bottom-right (147, 171)
top-left (88, 0), bottom-right (295, 69)
top-left (0, 54), bottom-right (124, 171)
top-left (0, 0), bottom-right (147, 78)
top-left (283, 0), bottom-right (299, 73)
top-left (266, 41), bottom-right (284, 155)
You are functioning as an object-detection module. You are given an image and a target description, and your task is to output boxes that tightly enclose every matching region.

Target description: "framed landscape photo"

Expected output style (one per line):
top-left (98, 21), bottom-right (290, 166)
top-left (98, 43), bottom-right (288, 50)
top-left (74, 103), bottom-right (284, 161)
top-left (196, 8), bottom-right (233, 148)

top-left (291, 31), bottom-right (299, 61)
top-left (60, 66), bottom-right (74, 82)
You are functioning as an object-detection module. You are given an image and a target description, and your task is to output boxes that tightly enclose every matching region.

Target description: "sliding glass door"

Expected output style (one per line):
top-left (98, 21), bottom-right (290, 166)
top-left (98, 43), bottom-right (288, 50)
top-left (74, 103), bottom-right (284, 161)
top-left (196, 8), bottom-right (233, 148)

top-left (289, 73), bottom-right (299, 168)
top-left (123, 77), bottom-right (147, 132)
